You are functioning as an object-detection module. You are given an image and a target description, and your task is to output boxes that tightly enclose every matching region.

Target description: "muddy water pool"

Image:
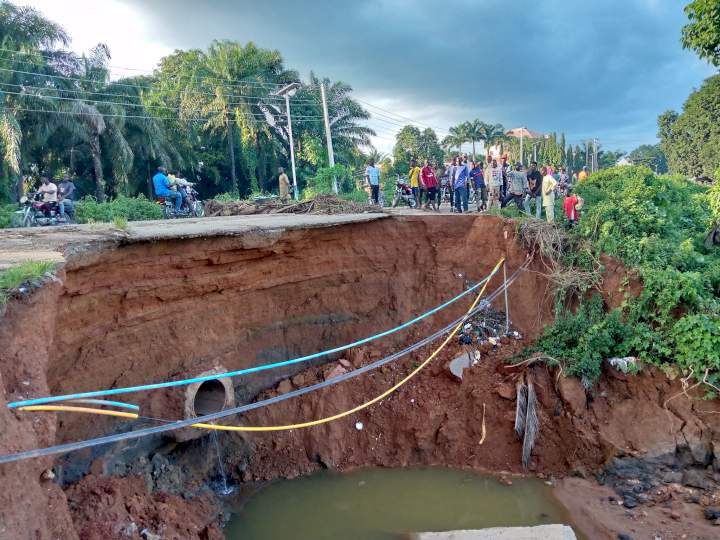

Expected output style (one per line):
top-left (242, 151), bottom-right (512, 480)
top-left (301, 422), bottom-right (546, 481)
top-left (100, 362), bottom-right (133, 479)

top-left (225, 467), bottom-right (580, 539)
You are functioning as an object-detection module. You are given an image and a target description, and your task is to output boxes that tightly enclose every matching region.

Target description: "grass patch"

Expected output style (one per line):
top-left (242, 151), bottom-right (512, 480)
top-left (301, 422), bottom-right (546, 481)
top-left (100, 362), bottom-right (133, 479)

top-left (0, 261), bottom-right (56, 303)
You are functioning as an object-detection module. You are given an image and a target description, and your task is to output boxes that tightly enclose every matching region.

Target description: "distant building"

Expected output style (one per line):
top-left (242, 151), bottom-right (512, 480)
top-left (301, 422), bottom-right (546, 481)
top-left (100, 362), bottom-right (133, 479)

top-left (616, 156), bottom-right (633, 166)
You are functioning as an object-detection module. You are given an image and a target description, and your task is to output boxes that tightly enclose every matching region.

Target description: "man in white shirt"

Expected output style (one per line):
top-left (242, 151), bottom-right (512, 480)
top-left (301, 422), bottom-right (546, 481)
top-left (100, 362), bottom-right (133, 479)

top-left (38, 176), bottom-right (58, 203)
top-left (365, 160), bottom-right (381, 204)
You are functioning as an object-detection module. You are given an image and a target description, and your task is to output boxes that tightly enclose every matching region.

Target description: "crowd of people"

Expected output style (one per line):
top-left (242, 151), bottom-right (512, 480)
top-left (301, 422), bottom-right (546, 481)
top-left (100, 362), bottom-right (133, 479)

top-left (366, 155), bottom-right (586, 225)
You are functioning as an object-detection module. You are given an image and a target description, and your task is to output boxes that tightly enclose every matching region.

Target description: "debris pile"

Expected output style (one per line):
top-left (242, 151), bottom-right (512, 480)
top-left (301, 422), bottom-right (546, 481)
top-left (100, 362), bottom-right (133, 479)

top-left (205, 195), bottom-right (380, 217)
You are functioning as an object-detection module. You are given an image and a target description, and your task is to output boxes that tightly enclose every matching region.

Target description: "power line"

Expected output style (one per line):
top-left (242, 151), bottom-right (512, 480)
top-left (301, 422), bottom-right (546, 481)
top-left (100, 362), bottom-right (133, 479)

top-left (0, 86), bottom-right (325, 120)
top-left (0, 47), bottom-right (291, 92)
top-left (1, 51), bottom-right (449, 134)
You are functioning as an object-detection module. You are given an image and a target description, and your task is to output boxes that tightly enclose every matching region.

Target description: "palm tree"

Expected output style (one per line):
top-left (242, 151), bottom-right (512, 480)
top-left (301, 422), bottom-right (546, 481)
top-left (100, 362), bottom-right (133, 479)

top-left (449, 124), bottom-right (469, 156)
top-left (279, 73), bottom-right (375, 167)
top-left (441, 134), bottom-right (462, 156)
top-left (479, 123), bottom-right (507, 157)
top-left (0, 1), bottom-right (69, 197)
top-left (464, 119), bottom-right (486, 160)
top-left (364, 146), bottom-right (387, 165)
top-left (193, 40), bottom-right (298, 192)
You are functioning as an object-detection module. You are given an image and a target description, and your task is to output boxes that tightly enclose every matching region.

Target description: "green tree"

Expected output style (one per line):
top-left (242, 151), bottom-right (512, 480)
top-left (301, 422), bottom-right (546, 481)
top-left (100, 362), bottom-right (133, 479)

top-left (628, 144), bottom-right (668, 173)
top-left (681, 0), bottom-right (720, 66)
top-left (658, 74), bottom-right (720, 177)
top-left (0, 1), bottom-right (69, 199)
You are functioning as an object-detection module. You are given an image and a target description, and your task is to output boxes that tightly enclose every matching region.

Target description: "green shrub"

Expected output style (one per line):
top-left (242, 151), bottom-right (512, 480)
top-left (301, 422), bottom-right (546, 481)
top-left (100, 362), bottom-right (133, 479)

top-left (0, 261), bottom-right (56, 303)
top-left (75, 195), bottom-right (163, 223)
top-left (0, 204), bottom-right (17, 228)
top-left (533, 166), bottom-right (720, 384)
top-left (671, 314), bottom-right (720, 375)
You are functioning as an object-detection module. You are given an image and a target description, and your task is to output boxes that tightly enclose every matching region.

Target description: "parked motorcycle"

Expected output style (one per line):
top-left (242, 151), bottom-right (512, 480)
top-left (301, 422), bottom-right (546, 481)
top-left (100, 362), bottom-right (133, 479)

top-left (391, 177), bottom-right (417, 209)
top-left (14, 192), bottom-right (67, 227)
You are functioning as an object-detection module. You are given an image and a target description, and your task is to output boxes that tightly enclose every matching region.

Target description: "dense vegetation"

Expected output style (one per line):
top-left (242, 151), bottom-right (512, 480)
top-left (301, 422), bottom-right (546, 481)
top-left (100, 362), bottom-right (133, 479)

top-left (534, 166), bottom-right (720, 389)
top-left (0, 2), bottom-right (381, 206)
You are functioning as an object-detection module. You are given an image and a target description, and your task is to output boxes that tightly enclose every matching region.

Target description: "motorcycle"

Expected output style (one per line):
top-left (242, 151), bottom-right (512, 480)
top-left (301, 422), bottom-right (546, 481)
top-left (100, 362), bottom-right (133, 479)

top-left (157, 184), bottom-right (204, 219)
top-left (180, 184), bottom-right (204, 217)
top-left (14, 192), bottom-right (68, 227)
top-left (391, 177), bottom-right (417, 209)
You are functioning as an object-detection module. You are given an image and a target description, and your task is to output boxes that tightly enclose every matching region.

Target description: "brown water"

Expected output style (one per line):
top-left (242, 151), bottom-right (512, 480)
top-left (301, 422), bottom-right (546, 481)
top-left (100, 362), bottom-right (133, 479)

top-left (225, 468), bottom-right (579, 539)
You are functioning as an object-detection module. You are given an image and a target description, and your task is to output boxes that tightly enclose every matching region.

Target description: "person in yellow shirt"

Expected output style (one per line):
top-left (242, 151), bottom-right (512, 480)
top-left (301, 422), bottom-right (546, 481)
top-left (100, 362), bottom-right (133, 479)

top-left (408, 159), bottom-right (422, 208)
top-left (578, 166), bottom-right (588, 182)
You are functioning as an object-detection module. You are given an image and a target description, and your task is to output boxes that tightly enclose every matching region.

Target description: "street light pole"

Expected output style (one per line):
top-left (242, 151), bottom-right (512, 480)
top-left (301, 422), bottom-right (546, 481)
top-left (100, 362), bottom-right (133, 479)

top-left (320, 82), bottom-right (338, 194)
top-left (273, 82), bottom-right (301, 200)
top-left (284, 93), bottom-right (298, 200)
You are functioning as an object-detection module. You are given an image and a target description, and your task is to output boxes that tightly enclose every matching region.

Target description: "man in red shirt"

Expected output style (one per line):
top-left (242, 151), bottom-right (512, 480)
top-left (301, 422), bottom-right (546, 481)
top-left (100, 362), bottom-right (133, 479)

top-left (563, 187), bottom-right (581, 226)
top-left (421, 159), bottom-right (439, 210)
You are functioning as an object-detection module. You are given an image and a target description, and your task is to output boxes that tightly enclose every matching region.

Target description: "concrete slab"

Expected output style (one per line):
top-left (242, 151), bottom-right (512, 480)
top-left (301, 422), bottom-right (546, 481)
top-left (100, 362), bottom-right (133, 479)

top-left (410, 524), bottom-right (577, 540)
top-left (0, 212), bottom-right (388, 268)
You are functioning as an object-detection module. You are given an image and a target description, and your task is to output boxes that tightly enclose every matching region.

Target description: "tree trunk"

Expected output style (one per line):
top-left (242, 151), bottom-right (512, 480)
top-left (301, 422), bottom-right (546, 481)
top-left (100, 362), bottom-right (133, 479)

top-left (255, 132), bottom-right (265, 191)
top-left (227, 121), bottom-right (238, 193)
top-left (90, 134), bottom-right (106, 202)
top-left (14, 155), bottom-right (24, 201)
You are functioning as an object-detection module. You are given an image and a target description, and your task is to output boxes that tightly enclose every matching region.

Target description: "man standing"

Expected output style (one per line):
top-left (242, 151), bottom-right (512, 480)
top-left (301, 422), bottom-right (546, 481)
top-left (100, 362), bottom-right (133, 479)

top-left (420, 159), bottom-right (438, 210)
top-left (58, 177), bottom-right (76, 220)
top-left (486, 159), bottom-right (503, 209)
top-left (278, 167), bottom-right (290, 202)
top-left (408, 159), bottom-right (422, 208)
top-left (578, 166), bottom-right (589, 182)
top-left (365, 160), bottom-right (381, 205)
top-left (526, 161), bottom-right (543, 218)
top-left (153, 166), bottom-right (183, 212)
top-left (503, 163), bottom-right (528, 212)
top-left (452, 157), bottom-right (469, 213)
top-left (469, 161), bottom-right (485, 211)
top-left (541, 166), bottom-right (558, 223)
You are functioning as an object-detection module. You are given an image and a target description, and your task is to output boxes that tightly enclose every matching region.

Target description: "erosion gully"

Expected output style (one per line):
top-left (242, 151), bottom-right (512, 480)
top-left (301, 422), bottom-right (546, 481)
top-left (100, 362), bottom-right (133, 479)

top-left (1, 213), bottom-right (719, 540)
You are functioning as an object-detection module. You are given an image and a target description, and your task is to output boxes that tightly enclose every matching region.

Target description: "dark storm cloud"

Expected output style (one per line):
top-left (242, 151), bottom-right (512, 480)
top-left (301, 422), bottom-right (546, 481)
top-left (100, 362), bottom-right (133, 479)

top-left (122, 0), bottom-right (713, 150)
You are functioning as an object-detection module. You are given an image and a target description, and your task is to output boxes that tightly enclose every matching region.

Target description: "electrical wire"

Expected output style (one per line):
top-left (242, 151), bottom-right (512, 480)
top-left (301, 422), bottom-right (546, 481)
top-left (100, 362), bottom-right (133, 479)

top-left (192, 258), bottom-right (502, 432)
top-left (0, 260), bottom-right (526, 464)
top-left (18, 405), bottom-right (139, 419)
top-left (8, 265), bottom-right (498, 409)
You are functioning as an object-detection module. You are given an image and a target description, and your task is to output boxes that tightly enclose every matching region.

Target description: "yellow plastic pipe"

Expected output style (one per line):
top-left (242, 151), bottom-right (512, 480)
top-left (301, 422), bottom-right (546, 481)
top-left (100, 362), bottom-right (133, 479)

top-left (19, 405), bottom-right (139, 419)
top-left (192, 258), bottom-right (504, 433)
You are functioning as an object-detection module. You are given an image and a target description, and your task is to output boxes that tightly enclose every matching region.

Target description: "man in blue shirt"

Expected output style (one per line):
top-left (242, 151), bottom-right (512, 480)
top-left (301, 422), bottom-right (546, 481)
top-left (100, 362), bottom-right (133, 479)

top-left (365, 160), bottom-right (381, 204)
top-left (152, 166), bottom-right (183, 212)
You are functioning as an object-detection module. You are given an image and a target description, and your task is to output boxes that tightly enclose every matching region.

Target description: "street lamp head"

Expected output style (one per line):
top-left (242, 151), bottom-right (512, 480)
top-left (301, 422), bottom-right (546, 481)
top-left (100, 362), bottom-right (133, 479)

top-left (274, 82), bottom-right (301, 97)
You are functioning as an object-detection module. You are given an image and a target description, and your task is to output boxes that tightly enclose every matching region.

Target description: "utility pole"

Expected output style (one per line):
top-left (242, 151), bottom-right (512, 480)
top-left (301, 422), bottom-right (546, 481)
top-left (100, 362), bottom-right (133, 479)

top-left (592, 138), bottom-right (598, 173)
top-left (273, 82), bottom-right (301, 201)
top-left (320, 82), bottom-right (338, 194)
top-left (520, 127), bottom-right (524, 166)
top-left (585, 141), bottom-right (590, 170)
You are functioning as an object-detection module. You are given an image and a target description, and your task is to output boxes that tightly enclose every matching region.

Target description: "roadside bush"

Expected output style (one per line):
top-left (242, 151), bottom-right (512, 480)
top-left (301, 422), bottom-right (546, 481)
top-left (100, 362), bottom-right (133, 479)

top-left (75, 195), bottom-right (163, 223)
top-left (0, 204), bottom-right (16, 228)
top-left (534, 166), bottom-right (720, 384)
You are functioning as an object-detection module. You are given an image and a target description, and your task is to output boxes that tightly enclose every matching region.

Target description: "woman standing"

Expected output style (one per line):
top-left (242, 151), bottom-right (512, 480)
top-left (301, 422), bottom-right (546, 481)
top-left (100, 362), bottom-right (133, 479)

top-left (541, 166), bottom-right (558, 223)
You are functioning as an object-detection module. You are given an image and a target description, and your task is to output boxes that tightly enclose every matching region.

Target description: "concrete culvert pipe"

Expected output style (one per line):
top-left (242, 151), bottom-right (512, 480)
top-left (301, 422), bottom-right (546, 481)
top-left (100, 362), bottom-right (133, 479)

top-left (174, 367), bottom-right (236, 442)
top-left (193, 379), bottom-right (228, 416)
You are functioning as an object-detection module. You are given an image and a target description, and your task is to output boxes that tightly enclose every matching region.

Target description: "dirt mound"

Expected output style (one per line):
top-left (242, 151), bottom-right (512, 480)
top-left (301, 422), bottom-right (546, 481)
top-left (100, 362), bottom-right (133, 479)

top-left (66, 475), bottom-right (223, 540)
top-left (205, 194), bottom-right (377, 217)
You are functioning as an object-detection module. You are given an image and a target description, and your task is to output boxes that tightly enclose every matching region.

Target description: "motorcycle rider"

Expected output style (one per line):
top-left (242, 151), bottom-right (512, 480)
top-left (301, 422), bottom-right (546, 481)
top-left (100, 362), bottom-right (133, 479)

top-left (38, 176), bottom-right (58, 216)
top-left (152, 166), bottom-right (184, 213)
top-left (58, 177), bottom-right (76, 220)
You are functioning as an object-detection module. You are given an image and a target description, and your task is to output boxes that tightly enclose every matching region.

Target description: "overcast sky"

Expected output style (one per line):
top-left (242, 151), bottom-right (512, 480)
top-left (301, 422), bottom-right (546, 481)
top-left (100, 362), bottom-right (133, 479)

top-left (22, 0), bottom-right (716, 154)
